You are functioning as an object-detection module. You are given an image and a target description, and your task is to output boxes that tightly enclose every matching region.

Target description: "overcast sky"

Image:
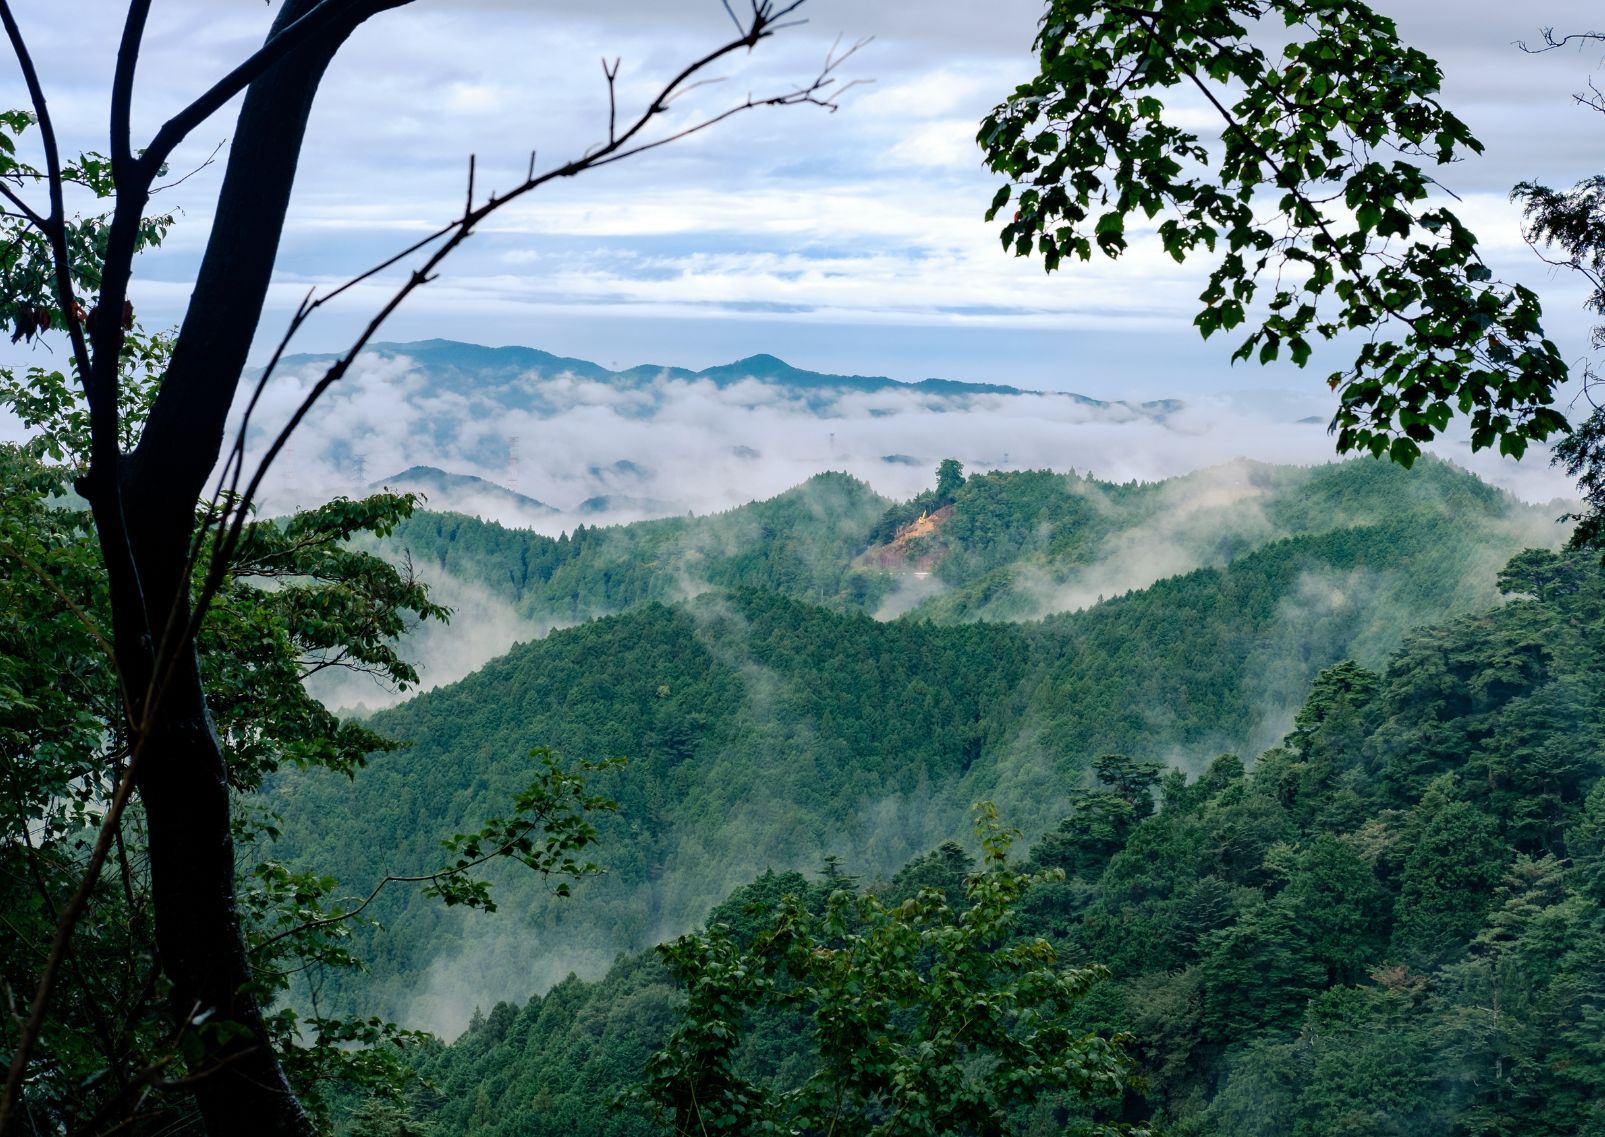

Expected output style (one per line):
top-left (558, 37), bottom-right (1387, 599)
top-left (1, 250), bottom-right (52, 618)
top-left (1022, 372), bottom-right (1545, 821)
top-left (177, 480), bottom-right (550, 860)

top-left (2, 0), bottom-right (1600, 499)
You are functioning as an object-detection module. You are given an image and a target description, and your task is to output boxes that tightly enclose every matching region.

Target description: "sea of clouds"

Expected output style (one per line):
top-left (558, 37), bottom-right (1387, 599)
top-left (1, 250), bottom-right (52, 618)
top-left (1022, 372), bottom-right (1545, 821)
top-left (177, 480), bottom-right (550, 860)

top-left (233, 346), bottom-right (1578, 533)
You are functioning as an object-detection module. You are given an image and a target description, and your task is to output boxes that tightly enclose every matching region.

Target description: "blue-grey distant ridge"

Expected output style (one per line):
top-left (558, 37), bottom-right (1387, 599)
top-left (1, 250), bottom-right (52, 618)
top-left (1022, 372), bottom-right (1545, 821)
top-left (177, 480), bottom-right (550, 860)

top-left (274, 339), bottom-right (1181, 417)
top-left (369, 465), bottom-right (557, 516)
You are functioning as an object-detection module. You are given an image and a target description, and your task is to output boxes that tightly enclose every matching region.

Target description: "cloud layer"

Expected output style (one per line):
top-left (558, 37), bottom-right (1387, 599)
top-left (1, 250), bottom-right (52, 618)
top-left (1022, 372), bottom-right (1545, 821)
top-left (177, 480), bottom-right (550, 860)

top-left (2, 0), bottom-right (1595, 395)
top-left (234, 343), bottom-right (1577, 534)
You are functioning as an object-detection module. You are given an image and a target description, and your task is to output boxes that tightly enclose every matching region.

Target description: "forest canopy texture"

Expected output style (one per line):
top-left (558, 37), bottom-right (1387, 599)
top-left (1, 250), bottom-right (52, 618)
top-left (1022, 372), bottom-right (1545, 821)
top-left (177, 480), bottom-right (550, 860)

top-left (400, 543), bottom-right (1605, 1137)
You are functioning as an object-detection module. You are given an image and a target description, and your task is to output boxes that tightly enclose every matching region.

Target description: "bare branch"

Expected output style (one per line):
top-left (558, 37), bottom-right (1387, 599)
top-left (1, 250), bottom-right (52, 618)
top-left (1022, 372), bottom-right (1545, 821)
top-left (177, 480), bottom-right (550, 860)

top-left (111, 0), bottom-right (155, 175)
top-left (603, 56), bottom-right (621, 143)
top-left (193, 0), bottom-right (856, 631)
top-left (150, 138), bottom-right (225, 194)
top-left (1517, 27), bottom-right (1605, 54)
top-left (206, 216), bottom-right (459, 526)
top-left (1577, 77), bottom-right (1605, 115)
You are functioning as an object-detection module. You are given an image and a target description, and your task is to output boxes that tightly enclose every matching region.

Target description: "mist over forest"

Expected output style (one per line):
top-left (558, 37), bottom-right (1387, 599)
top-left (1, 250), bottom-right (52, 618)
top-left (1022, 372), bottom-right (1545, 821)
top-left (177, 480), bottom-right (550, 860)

top-left (7, 0), bottom-right (1605, 1132)
top-left (10, 331), bottom-right (1605, 1136)
top-left (192, 313), bottom-right (1602, 1137)
top-left (271, 414), bottom-right (1569, 1031)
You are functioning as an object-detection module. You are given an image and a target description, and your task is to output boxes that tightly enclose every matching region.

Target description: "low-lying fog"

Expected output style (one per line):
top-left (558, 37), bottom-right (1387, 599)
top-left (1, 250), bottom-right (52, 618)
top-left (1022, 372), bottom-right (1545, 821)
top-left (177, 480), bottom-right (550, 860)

top-left (239, 344), bottom-right (1575, 528)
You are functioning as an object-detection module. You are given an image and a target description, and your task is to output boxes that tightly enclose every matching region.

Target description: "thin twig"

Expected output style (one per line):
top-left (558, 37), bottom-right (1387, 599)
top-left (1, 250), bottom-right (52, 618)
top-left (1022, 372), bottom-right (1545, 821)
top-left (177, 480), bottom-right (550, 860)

top-left (150, 138), bottom-right (225, 194)
top-left (603, 56), bottom-right (621, 143)
top-left (1517, 27), bottom-right (1605, 54)
top-left (251, 813), bottom-right (563, 955)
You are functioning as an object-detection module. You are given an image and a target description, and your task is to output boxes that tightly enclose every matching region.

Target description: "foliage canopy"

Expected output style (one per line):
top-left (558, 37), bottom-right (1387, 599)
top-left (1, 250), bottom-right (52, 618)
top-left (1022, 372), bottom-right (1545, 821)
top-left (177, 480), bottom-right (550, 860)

top-left (980, 0), bottom-right (1570, 465)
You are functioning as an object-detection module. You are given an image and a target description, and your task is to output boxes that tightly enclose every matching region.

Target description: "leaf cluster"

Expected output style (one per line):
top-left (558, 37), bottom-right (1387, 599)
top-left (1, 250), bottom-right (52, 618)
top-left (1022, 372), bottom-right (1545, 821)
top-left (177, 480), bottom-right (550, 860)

top-left (427, 750), bottom-right (622, 910)
top-left (0, 439), bottom-right (486, 1131)
top-left (634, 805), bottom-right (1142, 1137)
top-left (1518, 172), bottom-right (1605, 552)
top-left (980, 0), bottom-right (1570, 463)
top-left (0, 110), bottom-right (172, 345)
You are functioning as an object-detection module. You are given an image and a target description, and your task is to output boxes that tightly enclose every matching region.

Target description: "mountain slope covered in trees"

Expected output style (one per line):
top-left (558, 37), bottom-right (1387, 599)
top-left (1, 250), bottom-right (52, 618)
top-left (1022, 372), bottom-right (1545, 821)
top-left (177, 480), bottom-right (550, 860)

top-left (375, 457), bottom-right (1558, 633)
top-left (269, 459), bottom-right (1567, 1033)
top-left (385, 545), bottom-right (1605, 1137)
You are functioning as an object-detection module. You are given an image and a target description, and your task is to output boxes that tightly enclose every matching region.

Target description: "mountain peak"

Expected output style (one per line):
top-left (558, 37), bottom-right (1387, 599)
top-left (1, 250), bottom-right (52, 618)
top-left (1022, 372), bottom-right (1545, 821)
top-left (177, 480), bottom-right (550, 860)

top-left (727, 353), bottom-right (791, 370)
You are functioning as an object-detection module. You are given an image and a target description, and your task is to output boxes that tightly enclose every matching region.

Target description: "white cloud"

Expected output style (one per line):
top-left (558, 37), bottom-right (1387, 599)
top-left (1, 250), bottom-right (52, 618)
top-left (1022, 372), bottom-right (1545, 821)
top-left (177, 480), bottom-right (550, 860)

top-left (2, 0), bottom-right (1596, 479)
top-left (224, 346), bottom-right (1575, 536)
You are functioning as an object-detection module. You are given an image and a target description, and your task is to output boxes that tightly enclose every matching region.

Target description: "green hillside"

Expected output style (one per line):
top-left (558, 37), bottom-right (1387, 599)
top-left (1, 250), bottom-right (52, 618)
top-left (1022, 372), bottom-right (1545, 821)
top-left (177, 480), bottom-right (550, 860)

top-left (378, 457), bottom-right (1557, 630)
top-left (377, 545), bottom-right (1605, 1137)
top-left (380, 469), bottom-right (896, 623)
top-left (269, 460), bottom-right (1566, 1032)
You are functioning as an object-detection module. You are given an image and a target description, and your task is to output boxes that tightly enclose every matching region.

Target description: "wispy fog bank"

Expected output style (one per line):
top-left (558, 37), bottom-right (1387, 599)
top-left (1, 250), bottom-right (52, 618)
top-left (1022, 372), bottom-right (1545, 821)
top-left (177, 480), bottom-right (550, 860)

top-left (1022, 461), bottom-right (1281, 616)
top-left (305, 571), bottom-right (558, 715)
top-left (225, 348), bottom-right (1576, 531)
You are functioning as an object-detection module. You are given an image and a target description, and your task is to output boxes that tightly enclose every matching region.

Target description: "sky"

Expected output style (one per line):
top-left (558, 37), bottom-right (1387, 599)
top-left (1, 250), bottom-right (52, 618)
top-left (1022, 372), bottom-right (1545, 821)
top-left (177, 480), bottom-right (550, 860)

top-left (1, 0), bottom-right (1600, 503)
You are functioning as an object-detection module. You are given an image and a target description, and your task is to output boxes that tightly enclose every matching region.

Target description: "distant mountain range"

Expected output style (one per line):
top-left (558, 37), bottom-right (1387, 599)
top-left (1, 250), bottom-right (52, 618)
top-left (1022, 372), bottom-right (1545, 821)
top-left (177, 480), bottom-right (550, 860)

top-left (252, 338), bottom-right (1213, 527)
top-left (283, 339), bottom-right (1183, 415)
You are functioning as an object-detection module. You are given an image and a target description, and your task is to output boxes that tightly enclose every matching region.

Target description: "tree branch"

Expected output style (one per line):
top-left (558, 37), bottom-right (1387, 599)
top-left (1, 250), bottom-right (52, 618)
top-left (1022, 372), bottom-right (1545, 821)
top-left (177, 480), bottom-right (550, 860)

top-left (0, 539), bottom-right (117, 663)
top-left (111, 0), bottom-right (154, 175)
top-left (1117, 3), bottom-right (1420, 333)
top-left (250, 823), bottom-right (546, 957)
top-left (139, 0), bottom-right (412, 180)
top-left (0, 736), bottom-right (148, 1134)
top-left (0, 178), bottom-right (47, 231)
top-left (0, 0), bottom-right (93, 384)
top-left (193, 4), bottom-right (861, 638)
top-left (1517, 27), bottom-right (1605, 54)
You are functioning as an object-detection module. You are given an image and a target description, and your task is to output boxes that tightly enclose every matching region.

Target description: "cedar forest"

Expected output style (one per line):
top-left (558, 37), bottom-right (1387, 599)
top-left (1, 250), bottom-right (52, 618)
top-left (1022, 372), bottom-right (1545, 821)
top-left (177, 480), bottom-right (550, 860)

top-left (2, 2), bottom-right (1604, 1136)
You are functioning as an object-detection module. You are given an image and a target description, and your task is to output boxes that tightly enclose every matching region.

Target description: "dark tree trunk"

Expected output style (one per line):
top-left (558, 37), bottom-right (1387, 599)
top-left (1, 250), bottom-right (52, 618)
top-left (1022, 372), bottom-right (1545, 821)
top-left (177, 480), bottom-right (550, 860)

top-left (92, 2), bottom-right (413, 1133)
top-left (130, 643), bottom-right (314, 1137)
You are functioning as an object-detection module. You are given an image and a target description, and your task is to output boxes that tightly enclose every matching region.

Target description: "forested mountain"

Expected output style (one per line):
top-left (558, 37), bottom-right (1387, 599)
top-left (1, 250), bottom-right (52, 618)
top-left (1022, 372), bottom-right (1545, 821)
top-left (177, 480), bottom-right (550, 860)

top-left (380, 457), bottom-right (1555, 630)
top-left (369, 466), bottom-right (559, 526)
top-left (372, 470), bottom-right (896, 626)
top-left (7, 0), bottom-right (1595, 1127)
top-left (357, 457), bottom-right (1558, 692)
top-left (376, 545), bottom-right (1605, 1137)
top-left (269, 459), bottom-right (1567, 1035)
